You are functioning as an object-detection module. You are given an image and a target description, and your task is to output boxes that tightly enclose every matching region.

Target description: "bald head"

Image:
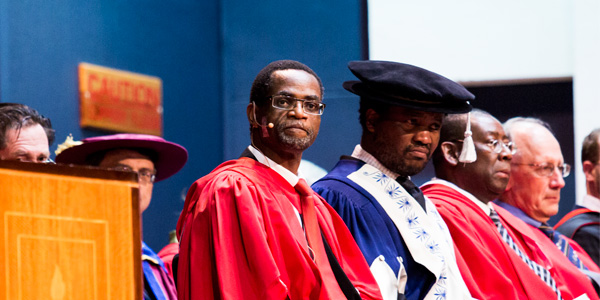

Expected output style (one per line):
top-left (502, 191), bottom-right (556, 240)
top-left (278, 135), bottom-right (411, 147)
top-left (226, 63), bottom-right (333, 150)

top-left (504, 118), bottom-right (558, 164)
top-left (500, 118), bottom-right (566, 223)
top-left (433, 109), bottom-right (513, 203)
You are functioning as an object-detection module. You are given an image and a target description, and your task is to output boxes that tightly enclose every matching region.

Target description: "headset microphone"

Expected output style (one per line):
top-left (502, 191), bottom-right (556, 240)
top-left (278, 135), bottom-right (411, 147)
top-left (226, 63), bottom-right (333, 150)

top-left (251, 102), bottom-right (275, 128)
top-left (252, 102), bottom-right (272, 137)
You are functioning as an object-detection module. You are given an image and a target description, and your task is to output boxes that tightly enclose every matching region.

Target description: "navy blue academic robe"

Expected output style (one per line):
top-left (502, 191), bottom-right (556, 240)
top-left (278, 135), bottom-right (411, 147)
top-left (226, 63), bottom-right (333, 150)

top-left (313, 157), bottom-right (471, 300)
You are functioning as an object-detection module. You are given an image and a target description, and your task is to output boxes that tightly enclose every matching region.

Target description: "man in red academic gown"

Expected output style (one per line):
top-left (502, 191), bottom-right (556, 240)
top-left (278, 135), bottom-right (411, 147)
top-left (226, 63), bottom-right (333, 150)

top-left (497, 117), bottom-right (600, 297)
top-left (421, 110), bottom-right (599, 300)
top-left (176, 60), bottom-right (383, 300)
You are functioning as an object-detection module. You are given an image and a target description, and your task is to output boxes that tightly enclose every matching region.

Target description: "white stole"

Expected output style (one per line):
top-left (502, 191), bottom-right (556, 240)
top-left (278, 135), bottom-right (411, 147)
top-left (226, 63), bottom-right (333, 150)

top-left (347, 164), bottom-right (473, 300)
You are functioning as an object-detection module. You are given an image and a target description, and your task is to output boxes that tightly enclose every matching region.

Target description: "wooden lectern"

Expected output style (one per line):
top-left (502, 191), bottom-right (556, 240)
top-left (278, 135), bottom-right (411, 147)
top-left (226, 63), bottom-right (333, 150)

top-left (0, 160), bottom-right (142, 300)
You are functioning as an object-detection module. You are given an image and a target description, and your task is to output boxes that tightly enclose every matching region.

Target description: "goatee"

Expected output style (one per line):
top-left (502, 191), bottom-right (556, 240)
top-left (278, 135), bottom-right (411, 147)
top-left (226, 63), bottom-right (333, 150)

top-left (276, 122), bottom-right (314, 151)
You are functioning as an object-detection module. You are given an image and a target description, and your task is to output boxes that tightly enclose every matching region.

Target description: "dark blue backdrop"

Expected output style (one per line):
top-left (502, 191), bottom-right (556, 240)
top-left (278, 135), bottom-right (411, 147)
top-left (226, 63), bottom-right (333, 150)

top-left (0, 0), bottom-right (365, 251)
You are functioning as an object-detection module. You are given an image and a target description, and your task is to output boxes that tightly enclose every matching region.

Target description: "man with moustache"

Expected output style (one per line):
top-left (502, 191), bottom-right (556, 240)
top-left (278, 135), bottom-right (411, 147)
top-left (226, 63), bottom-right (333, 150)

top-left (496, 117), bottom-right (600, 299)
top-left (176, 60), bottom-right (383, 300)
top-left (556, 128), bottom-right (600, 266)
top-left (312, 61), bottom-right (473, 300)
top-left (421, 110), bottom-right (569, 299)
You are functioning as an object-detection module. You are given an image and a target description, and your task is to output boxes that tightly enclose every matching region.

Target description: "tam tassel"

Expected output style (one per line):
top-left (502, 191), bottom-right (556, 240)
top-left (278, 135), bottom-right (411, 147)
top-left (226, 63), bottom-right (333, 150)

top-left (458, 112), bottom-right (477, 163)
top-left (54, 134), bottom-right (83, 156)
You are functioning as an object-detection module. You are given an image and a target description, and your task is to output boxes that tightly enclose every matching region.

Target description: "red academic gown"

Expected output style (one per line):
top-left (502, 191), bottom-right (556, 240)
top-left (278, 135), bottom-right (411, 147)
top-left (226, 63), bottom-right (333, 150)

top-left (496, 204), bottom-right (600, 300)
top-left (176, 158), bottom-right (383, 300)
top-left (421, 181), bottom-right (559, 300)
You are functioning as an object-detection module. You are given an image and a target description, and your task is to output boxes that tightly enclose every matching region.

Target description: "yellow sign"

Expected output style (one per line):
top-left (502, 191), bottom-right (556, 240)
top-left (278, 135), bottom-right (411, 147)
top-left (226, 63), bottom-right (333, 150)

top-left (78, 63), bottom-right (163, 136)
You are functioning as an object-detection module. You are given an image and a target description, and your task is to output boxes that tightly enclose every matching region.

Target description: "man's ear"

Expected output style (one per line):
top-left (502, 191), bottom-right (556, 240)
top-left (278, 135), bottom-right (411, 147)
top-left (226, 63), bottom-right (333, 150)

top-left (441, 142), bottom-right (460, 166)
top-left (247, 103), bottom-right (257, 128)
top-left (583, 160), bottom-right (596, 181)
top-left (365, 109), bottom-right (380, 133)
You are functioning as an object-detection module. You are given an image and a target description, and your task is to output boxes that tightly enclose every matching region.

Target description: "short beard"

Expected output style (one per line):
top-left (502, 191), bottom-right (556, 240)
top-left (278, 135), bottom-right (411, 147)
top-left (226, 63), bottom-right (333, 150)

top-left (276, 123), bottom-right (314, 151)
top-left (375, 148), bottom-right (426, 176)
top-left (371, 138), bottom-right (430, 176)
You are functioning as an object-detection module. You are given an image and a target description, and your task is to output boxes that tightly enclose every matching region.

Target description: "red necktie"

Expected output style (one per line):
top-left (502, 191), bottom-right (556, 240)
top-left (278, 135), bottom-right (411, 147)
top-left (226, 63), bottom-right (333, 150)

top-left (294, 178), bottom-right (345, 299)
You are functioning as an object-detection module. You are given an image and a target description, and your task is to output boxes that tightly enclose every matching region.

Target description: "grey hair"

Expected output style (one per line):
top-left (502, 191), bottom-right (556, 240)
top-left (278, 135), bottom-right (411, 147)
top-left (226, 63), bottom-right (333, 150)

top-left (503, 117), bottom-right (553, 139)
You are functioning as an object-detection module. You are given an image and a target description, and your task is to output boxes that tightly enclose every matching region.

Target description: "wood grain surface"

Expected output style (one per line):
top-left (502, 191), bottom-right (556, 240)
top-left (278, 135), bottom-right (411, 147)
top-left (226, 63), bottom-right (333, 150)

top-left (0, 161), bottom-right (141, 300)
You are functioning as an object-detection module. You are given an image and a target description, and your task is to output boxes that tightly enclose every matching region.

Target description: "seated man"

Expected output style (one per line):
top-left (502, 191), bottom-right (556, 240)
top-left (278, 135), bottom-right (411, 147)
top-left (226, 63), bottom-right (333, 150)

top-left (497, 117), bottom-right (600, 298)
top-left (55, 133), bottom-right (188, 300)
top-left (556, 128), bottom-right (600, 266)
top-left (312, 60), bottom-right (473, 300)
top-left (176, 60), bottom-right (383, 300)
top-left (0, 103), bottom-right (54, 162)
top-left (422, 110), bottom-right (586, 299)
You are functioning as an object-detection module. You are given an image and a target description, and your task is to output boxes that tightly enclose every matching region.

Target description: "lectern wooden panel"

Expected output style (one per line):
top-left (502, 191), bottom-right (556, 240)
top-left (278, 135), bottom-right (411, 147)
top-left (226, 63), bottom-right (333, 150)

top-left (0, 160), bottom-right (142, 300)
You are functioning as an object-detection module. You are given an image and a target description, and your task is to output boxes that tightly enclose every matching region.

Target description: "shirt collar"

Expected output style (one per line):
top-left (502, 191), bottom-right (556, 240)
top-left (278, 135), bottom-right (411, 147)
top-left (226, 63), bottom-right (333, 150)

top-left (424, 178), bottom-right (492, 215)
top-left (248, 146), bottom-right (299, 186)
top-left (352, 144), bottom-right (401, 180)
top-left (494, 200), bottom-right (542, 227)
top-left (581, 194), bottom-right (600, 212)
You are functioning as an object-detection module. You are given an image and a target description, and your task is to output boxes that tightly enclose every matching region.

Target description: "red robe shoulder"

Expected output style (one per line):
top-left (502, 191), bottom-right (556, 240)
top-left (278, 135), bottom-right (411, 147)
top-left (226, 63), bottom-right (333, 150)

top-left (176, 158), bottom-right (382, 300)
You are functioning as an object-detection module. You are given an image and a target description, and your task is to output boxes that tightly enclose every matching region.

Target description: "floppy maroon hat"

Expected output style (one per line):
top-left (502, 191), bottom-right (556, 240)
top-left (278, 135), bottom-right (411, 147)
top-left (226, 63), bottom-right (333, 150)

top-left (55, 133), bottom-right (188, 182)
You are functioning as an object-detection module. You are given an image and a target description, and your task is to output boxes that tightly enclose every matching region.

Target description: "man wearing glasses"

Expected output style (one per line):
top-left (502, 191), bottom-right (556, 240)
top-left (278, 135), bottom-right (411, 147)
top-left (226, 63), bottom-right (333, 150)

top-left (496, 117), bottom-right (600, 297)
top-left (176, 60), bottom-right (382, 300)
top-left (422, 110), bottom-right (595, 299)
top-left (55, 133), bottom-right (188, 300)
top-left (0, 103), bottom-right (55, 163)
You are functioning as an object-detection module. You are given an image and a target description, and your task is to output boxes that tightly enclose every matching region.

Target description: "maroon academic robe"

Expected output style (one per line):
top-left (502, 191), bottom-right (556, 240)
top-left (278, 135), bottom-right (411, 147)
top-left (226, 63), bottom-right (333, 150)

top-left (157, 242), bottom-right (178, 279)
top-left (421, 181), bottom-right (558, 300)
top-left (176, 158), bottom-right (383, 300)
top-left (496, 203), bottom-right (600, 300)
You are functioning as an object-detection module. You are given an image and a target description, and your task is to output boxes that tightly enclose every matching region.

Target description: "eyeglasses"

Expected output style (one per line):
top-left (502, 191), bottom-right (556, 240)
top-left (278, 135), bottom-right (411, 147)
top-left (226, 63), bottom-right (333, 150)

top-left (455, 139), bottom-right (516, 155)
top-left (512, 162), bottom-right (571, 178)
top-left (485, 139), bottom-right (516, 155)
top-left (269, 95), bottom-right (325, 115)
top-left (113, 165), bottom-right (157, 183)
